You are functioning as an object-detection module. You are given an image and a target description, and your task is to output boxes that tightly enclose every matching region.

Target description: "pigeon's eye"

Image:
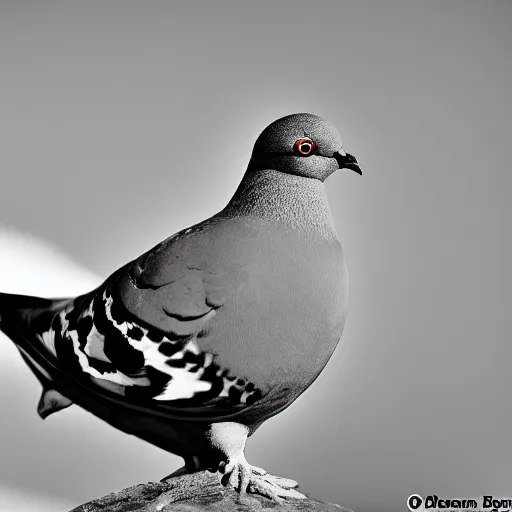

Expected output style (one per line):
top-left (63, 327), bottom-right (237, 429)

top-left (294, 138), bottom-right (317, 156)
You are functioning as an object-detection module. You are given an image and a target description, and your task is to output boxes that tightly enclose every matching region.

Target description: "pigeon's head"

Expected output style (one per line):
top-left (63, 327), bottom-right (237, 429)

top-left (249, 113), bottom-right (362, 181)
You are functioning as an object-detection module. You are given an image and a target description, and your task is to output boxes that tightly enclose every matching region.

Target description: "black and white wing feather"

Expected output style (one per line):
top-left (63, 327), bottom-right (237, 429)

top-left (1, 224), bottom-right (263, 421)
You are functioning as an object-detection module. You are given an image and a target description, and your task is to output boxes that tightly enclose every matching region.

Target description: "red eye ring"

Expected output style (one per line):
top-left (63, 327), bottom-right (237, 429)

top-left (294, 138), bottom-right (317, 156)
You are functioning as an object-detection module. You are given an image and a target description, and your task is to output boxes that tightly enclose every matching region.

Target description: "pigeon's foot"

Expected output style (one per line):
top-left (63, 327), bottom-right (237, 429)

top-left (206, 421), bottom-right (306, 502)
top-left (218, 455), bottom-right (306, 502)
top-left (161, 458), bottom-right (305, 501)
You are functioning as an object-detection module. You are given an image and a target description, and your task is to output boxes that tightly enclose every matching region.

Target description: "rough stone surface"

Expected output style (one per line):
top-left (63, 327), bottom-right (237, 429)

top-left (70, 471), bottom-right (353, 512)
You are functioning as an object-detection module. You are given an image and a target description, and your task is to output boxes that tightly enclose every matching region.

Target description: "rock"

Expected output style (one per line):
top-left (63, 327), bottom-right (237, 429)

top-left (70, 471), bottom-right (352, 512)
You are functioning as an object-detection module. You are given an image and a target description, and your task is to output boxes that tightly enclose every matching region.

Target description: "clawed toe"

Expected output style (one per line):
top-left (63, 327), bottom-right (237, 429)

top-left (248, 464), bottom-right (266, 476)
top-left (248, 478), bottom-right (305, 501)
top-left (261, 473), bottom-right (299, 489)
top-left (218, 458), bottom-right (305, 501)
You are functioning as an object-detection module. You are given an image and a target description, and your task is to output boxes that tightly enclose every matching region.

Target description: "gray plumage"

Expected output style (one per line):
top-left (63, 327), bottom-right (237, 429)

top-left (0, 113), bottom-right (362, 500)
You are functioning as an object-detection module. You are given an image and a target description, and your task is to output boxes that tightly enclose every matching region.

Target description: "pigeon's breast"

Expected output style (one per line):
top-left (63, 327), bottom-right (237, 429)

top-left (199, 224), bottom-right (349, 398)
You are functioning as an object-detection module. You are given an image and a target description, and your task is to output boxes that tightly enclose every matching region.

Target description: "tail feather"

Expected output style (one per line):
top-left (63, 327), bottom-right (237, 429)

top-left (17, 345), bottom-right (74, 418)
top-left (37, 387), bottom-right (73, 419)
top-left (0, 291), bottom-right (74, 363)
top-left (0, 291), bottom-right (76, 418)
top-left (0, 291), bottom-right (70, 331)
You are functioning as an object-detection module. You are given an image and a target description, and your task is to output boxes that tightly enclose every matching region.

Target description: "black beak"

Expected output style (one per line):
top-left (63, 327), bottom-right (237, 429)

top-left (334, 150), bottom-right (363, 175)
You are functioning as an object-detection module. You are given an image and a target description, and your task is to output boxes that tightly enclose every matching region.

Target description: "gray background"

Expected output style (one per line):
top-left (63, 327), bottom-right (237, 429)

top-left (0, 1), bottom-right (510, 511)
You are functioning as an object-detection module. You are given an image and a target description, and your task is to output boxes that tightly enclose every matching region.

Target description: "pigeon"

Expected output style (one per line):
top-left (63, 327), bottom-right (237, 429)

top-left (0, 113), bottom-right (362, 501)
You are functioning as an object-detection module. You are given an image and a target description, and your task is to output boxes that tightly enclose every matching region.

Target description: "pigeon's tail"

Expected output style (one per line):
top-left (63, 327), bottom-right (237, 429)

top-left (0, 291), bottom-right (66, 341)
top-left (0, 292), bottom-right (75, 418)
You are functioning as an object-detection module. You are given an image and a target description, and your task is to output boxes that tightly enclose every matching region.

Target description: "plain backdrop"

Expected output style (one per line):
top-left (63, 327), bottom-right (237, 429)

top-left (0, 2), bottom-right (511, 511)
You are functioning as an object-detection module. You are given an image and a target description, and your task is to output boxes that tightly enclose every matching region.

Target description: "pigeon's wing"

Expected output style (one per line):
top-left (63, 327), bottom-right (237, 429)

top-left (45, 222), bottom-right (263, 421)
top-left (118, 221), bottom-right (251, 331)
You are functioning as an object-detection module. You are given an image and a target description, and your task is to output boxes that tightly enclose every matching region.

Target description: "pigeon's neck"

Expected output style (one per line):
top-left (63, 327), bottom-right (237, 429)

top-left (222, 169), bottom-right (339, 239)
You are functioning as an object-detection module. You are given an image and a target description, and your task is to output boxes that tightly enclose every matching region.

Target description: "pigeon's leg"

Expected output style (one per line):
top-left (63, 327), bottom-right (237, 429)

top-left (209, 422), bottom-right (306, 502)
